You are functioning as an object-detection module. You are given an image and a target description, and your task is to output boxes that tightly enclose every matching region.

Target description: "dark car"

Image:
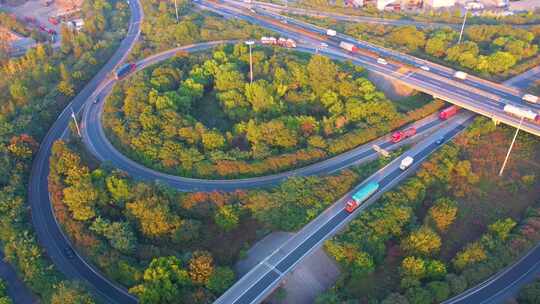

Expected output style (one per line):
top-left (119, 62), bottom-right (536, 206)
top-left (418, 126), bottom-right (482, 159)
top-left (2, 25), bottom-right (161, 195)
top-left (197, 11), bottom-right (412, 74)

top-left (93, 97), bottom-right (100, 104)
top-left (64, 246), bottom-right (76, 259)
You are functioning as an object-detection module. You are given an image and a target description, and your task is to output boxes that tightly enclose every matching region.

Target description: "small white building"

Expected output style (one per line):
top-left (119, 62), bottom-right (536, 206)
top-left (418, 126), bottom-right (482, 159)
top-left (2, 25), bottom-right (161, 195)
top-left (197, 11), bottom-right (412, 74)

top-left (376, 0), bottom-right (398, 10)
top-left (424, 0), bottom-right (457, 8)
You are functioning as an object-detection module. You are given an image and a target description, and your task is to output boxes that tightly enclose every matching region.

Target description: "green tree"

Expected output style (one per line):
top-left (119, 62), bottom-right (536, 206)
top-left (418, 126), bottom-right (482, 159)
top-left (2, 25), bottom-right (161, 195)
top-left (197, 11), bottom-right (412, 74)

top-left (51, 282), bottom-right (95, 304)
top-left (130, 256), bottom-right (192, 304)
top-left (401, 256), bottom-right (426, 279)
top-left (202, 131), bottom-right (226, 151)
top-left (307, 55), bottom-right (338, 96)
top-left (388, 26), bottom-right (426, 51)
top-left (427, 281), bottom-right (450, 302)
top-left (207, 266), bottom-right (235, 294)
top-left (427, 198), bottom-right (458, 232)
top-left (453, 242), bottom-right (487, 270)
top-left (214, 205), bottom-right (239, 231)
top-left (401, 226), bottom-right (442, 256)
top-left (488, 218), bottom-right (516, 241)
top-left (405, 287), bottom-right (432, 304)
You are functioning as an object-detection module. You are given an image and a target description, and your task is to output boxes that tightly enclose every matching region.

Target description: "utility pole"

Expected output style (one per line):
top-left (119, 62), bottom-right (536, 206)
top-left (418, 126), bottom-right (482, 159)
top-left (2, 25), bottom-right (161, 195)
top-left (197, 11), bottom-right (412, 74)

top-left (458, 8), bottom-right (468, 44)
top-left (499, 116), bottom-right (524, 177)
top-left (71, 108), bottom-right (81, 137)
top-left (245, 40), bottom-right (255, 84)
top-left (174, 0), bottom-right (179, 22)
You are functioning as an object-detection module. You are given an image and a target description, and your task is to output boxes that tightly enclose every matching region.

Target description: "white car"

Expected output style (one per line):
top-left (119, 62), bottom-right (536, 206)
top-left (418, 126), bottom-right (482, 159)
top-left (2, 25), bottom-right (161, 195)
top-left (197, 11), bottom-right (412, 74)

top-left (420, 65), bottom-right (430, 71)
top-left (377, 58), bottom-right (388, 65)
top-left (320, 42), bottom-right (328, 48)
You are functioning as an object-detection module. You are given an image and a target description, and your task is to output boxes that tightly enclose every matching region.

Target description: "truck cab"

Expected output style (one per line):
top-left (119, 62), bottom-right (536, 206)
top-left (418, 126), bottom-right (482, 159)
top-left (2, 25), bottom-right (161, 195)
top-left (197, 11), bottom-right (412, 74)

top-left (345, 199), bottom-right (360, 213)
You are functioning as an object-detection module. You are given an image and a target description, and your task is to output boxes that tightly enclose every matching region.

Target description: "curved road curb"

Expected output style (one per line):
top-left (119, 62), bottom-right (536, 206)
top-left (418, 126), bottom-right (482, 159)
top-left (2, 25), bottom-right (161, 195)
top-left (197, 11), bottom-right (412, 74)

top-left (28, 0), bottom-right (143, 302)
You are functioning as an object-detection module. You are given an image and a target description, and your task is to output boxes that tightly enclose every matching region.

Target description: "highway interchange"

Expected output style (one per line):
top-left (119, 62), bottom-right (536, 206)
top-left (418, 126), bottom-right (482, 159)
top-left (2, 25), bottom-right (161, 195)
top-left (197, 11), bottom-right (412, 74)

top-left (25, 0), bottom-right (540, 303)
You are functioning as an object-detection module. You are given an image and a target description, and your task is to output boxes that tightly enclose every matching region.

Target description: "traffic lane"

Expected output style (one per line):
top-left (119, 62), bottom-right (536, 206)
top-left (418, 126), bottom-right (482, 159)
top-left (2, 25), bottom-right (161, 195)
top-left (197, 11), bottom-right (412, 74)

top-left (29, 0), bottom-right (143, 302)
top-left (218, 114), bottom-right (473, 304)
top-left (276, 210), bottom-right (349, 273)
top-left (234, 270), bottom-right (280, 304)
top-left (445, 243), bottom-right (540, 304)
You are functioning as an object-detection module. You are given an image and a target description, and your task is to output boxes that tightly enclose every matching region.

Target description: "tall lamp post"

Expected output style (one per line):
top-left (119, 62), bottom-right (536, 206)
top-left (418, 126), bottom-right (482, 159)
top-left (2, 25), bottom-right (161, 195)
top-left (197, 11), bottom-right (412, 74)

top-left (245, 40), bottom-right (255, 84)
top-left (71, 107), bottom-right (81, 137)
top-left (458, 8), bottom-right (468, 44)
top-left (174, 0), bottom-right (179, 22)
top-left (499, 116), bottom-right (524, 176)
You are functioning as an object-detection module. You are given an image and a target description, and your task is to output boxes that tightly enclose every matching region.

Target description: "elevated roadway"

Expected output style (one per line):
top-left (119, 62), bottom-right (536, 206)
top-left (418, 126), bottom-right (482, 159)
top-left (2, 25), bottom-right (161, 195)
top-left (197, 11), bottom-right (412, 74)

top-left (199, 0), bottom-right (540, 138)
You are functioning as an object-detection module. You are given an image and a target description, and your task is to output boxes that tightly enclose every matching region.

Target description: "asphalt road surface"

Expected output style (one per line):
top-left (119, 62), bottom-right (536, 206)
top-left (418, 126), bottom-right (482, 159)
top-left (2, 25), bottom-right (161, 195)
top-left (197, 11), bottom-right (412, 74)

top-left (215, 112), bottom-right (476, 304)
top-left (27, 0), bottom-right (142, 302)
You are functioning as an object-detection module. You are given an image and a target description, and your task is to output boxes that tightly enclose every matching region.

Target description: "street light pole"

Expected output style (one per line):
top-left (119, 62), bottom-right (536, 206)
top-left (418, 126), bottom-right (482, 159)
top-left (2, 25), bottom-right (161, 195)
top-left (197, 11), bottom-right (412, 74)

top-left (498, 116), bottom-right (524, 177)
top-left (245, 40), bottom-right (255, 84)
top-left (71, 108), bottom-right (81, 137)
top-left (458, 8), bottom-right (468, 44)
top-left (174, 0), bottom-right (179, 22)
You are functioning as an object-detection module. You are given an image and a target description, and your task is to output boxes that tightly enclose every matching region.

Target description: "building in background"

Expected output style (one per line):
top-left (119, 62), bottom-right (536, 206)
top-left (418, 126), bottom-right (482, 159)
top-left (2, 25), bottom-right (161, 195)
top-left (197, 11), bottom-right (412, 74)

top-left (345, 0), bottom-right (365, 7)
top-left (424, 0), bottom-right (457, 8)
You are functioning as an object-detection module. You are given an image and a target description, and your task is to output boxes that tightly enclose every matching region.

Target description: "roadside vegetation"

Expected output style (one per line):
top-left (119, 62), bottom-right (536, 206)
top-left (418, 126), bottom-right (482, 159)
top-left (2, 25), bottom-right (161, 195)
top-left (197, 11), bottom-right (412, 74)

top-left (0, 0), bottom-right (130, 301)
top-left (48, 134), bottom-right (401, 303)
top-left (294, 15), bottom-right (540, 80)
top-left (318, 117), bottom-right (540, 303)
top-left (129, 0), bottom-right (273, 59)
top-left (0, 280), bottom-right (13, 304)
top-left (104, 43), bottom-right (442, 179)
top-left (517, 277), bottom-right (540, 303)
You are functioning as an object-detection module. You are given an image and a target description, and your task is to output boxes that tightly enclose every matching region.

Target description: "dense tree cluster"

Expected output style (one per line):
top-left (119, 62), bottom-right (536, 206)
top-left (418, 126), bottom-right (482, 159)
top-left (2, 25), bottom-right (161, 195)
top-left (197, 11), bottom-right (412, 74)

top-left (0, 0), bottom-right (129, 301)
top-left (105, 44), bottom-right (442, 178)
top-left (131, 0), bottom-right (271, 57)
top-left (48, 138), bottom-right (381, 300)
top-left (320, 117), bottom-right (540, 303)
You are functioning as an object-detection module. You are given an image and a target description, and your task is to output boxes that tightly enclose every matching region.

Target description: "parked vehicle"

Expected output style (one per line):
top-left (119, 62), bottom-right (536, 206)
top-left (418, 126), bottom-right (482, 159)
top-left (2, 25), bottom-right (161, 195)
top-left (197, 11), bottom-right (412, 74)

top-left (439, 106), bottom-right (459, 120)
top-left (522, 94), bottom-right (539, 104)
top-left (345, 182), bottom-right (379, 213)
top-left (503, 104), bottom-right (540, 122)
top-left (377, 58), bottom-right (388, 65)
top-left (115, 63), bottom-right (136, 79)
top-left (339, 41), bottom-right (358, 53)
top-left (453, 71), bottom-right (468, 80)
top-left (326, 29), bottom-right (337, 36)
top-left (391, 127), bottom-right (417, 143)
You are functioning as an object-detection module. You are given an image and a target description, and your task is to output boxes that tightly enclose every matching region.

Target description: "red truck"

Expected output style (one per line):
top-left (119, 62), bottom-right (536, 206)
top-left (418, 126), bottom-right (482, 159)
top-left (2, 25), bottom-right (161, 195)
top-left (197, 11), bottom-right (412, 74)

top-left (391, 127), bottom-right (417, 143)
top-left (439, 106), bottom-right (459, 120)
top-left (48, 17), bottom-right (59, 25)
